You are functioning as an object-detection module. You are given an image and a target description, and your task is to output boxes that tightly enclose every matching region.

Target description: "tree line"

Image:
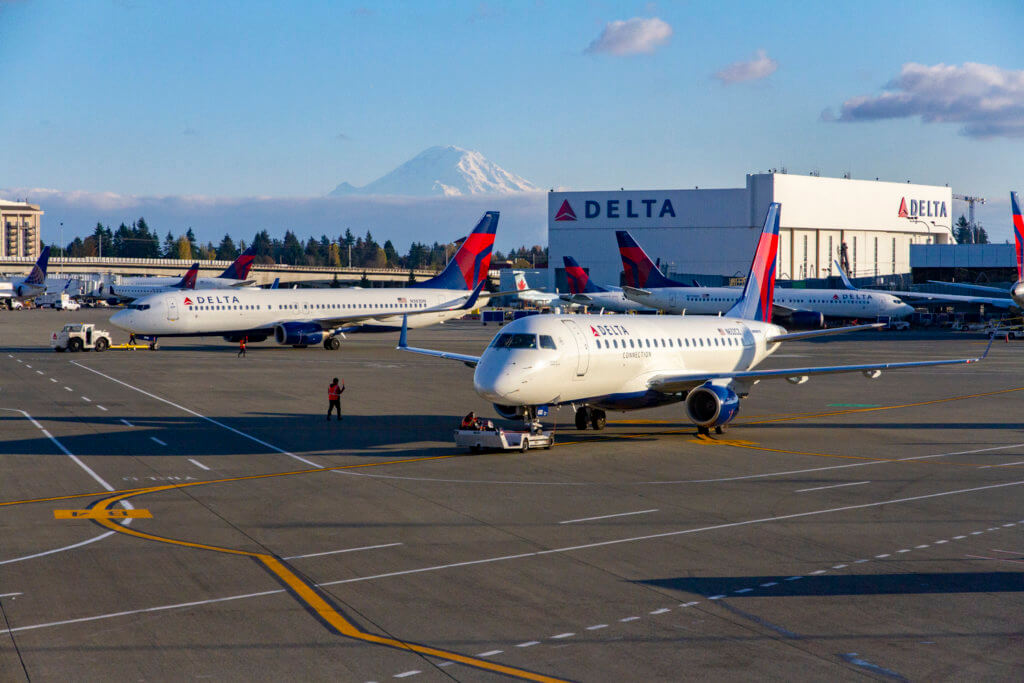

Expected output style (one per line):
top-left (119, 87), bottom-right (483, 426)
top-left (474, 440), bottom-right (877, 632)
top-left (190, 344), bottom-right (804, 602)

top-left (49, 218), bottom-right (548, 269)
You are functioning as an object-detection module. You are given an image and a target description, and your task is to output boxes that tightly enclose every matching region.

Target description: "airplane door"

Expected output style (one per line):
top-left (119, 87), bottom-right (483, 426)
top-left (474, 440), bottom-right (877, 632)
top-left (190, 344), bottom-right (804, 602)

top-left (166, 298), bottom-right (179, 321)
top-left (560, 319), bottom-right (591, 378)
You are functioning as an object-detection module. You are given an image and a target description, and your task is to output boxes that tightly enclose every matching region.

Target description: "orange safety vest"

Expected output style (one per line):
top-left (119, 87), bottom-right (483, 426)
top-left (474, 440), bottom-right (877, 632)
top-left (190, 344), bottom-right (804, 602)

top-left (328, 384), bottom-right (341, 400)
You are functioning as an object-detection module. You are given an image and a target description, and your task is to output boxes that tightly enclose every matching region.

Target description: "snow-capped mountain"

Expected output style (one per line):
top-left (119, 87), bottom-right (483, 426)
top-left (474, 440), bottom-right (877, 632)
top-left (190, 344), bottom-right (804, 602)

top-left (329, 145), bottom-right (537, 197)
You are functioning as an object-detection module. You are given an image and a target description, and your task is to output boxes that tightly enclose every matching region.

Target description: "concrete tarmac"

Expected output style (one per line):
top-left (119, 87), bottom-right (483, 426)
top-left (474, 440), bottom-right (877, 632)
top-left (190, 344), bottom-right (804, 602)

top-left (1, 308), bottom-right (1022, 681)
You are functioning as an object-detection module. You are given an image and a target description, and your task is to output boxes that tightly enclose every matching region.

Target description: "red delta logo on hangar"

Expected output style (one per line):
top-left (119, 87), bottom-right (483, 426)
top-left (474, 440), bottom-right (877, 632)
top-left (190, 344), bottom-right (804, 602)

top-left (555, 198), bottom-right (676, 221)
top-left (898, 197), bottom-right (947, 219)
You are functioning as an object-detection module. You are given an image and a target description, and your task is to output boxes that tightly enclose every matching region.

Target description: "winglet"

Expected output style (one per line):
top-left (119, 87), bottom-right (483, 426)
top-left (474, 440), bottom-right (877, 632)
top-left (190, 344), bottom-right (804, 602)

top-left (398, 314), bottom-right (409, 349)
top-left (459, 280), bottom-right (486, 310)
top-left (834, 260), bottom-right (857, 290)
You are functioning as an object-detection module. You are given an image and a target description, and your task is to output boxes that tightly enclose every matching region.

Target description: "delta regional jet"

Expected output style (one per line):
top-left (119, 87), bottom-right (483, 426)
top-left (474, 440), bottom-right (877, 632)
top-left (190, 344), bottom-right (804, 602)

top-left (558, 255), bottom-right (652, 312)
top-left (617, 231), bottom-right (913, 326)
top-left (110, 212), bottom-right (499, 349)
top-left (399, 204), bottom-right (987, 434)
top-left (107, 246), bottom-right (258, 301)
top-left (0, 246), bottom-right (50, 304)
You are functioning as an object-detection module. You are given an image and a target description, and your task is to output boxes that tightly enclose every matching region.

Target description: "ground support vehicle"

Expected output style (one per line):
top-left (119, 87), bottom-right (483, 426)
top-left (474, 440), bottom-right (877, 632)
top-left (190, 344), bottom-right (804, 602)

top-left (454, 427), bottom-right (554, 453)
top-left (51, 323), bottom-right (112, 352)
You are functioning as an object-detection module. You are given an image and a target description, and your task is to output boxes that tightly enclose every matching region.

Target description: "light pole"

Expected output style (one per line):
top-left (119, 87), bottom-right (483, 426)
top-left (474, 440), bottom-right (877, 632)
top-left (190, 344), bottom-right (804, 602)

top-left (902, 216), bottom-right (932, 244)
top-left (59, 222), bottom-right (63, 274)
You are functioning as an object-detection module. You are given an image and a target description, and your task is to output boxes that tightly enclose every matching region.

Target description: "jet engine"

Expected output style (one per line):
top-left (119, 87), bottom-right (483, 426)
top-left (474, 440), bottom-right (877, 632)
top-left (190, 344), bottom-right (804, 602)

top-left (492, 404), bottom-right (523, 420)
top-left (685, 382), bottom-right (740, 429)
top-left (15, 285), bottom-right (24, 298)
top-left (274, 322), bottom-right (324, 347)
top-left (787, 310), bottom-right (825, 329)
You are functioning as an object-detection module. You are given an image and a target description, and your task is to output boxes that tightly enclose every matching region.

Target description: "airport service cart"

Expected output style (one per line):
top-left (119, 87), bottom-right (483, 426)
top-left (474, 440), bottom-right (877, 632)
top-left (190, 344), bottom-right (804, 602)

top-left (454, 428), bottom-right (554, 453)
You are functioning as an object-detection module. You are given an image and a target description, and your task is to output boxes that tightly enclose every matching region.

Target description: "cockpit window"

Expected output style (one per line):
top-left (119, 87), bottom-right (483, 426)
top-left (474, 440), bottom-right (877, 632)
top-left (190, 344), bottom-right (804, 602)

top-left (490, 333), bottom-right (538, 349)
top-left (539, 335), bottom-right (557, 350)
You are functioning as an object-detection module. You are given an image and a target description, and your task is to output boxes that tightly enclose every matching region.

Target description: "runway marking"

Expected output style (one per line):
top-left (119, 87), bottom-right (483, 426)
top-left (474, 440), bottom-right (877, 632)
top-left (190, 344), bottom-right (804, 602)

top-left (516, 641), bottom-right (540, 648)
top-left (393, 671), bottom-right (420, 678)
top-left (796, 481), bottom-right (870, 493)
top-left (72, 361), bottom-right (323, 468)
top-left (54, 508), bottom-right (152, 520)
top-left (934, 540), bottom-right (948, 544)
top-left (49, 378), bottom-right (57, 382)
top-left (477, 650), bottom-right (503, 656)
top-left (619, 616), bottom-right (640, 622)
top-left (97, 405), bottom-right (108, 411)
top-left (734, 588), bottom-right (752, 594)
top-left (0, 531), bottom-right (116, 566)
top-left (650, 607), bottom-right (671, 614)
top-left (965, 554), bottom-right (1024, 566)
top-left (586, 624), bottom-right (608, 630)
top-left (708, 594), bottom-right (726, 599)
top-left (0, 593), bottom-right (22, 598)
top-left (832, 564), bottom-right (848, 569)
top-left (875, 554), bottom-right (890, 558)
top-left (24, 364), bottom-right (31, 368)
top-left (150, 437), bottom-right (167, 446)
top-left (808, 570), bottom-right (826, 575)
top-left (784, 577), bottom-right (802, 582)
top-left (681, 601), bottom-right (700, 607)
top-left (550, 633), bottom-right (574, 639)
top-left (64, 386), bottom-right (72, 391)
top-left (953, 535), bottom-right (967, 539)
top-left (81, 396), bottom-right (90, 402)
top-left (187, 458), bottom-right (210, 471)
top-left (760, 582), bottom-right (778, 587)
top-left (284, 543), bottom-right (403, 560)
top-left (120, 418), bottom-right (133, 427)
top-left (915, 544), bottom-right (930, 549)
top-left (35, 370), bottom-right (43, 375)
top-left (559, 509), bottom-right (658, 524)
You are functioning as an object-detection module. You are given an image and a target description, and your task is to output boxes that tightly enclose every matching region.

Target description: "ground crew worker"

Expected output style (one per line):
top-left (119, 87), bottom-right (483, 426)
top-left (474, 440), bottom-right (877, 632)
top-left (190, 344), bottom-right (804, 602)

top-left (238, 336), bottom-right (247, 358)
top-left (327, 377), bottom-right (345, 420)
top-left (128, 332), bottom-right (137, 346)
top-left (460, 411), bottom-right (479, 430)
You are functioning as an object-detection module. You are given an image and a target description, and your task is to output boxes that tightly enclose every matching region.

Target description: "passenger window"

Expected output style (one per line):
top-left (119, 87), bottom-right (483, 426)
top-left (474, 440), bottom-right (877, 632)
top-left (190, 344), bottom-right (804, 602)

top-left (613, 339), bottom-right (618, 348)
top-left (539, 335), bottom-right (557, 350)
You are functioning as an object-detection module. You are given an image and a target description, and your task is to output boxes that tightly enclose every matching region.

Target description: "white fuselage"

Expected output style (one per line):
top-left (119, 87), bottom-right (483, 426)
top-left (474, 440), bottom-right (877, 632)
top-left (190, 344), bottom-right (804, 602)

top-left (110, 286), bottom-right (475, 337)
top-left (560, 288), bottom-right (653, 313)
top-left (109, 277), bottom-right (252, 300)
top-left (473, 314), bottom-right (784, 410)
top-left (626, 286), bottom-right (913, 319)
top-left (0, 277), bottom-right (45, 302)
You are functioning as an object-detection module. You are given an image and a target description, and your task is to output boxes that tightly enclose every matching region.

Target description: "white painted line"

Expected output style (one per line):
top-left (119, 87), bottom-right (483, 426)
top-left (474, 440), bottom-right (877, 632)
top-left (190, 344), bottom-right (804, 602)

top-left (953, 535), bottom-right (967, 540)
top-left (619, 616), bottom-right (640, 622)
top-left (150, 437), bottom-right (167, 446)
top-left (24, 364), bottom-right (31, 368)
top-left (987, 527), bottom-right (999, 531)
top-left (72, 362), bottom-right (323, 468)
top-left (120, 418), bottom-right (133, 427)
top-left (0, 531), bottom-right (115, 566)
top-left (1003, 523), bottom-right (1016, 527)
top-left (897, 549), bottom-right (910, 553)
top-left (0, 593), bottom-right (22, 598)
top-left (759, 582), bottom-right (778, 587)
top-left (708, 594), bottom-right (726, 599)
top-left (971, 531), bottom-right (984, 535)
top-left (437, 661), bottom-right (453, 667)
top-left (283, 543), bottom-right (403, 561)
top-left (934, 540), bottom-right (947, 544)
top-left (96, 405), bottom-right (108, 412)
top-left (854, 559), bottom-right (869, 563)
top-left (81, 396), bottom-right (91, 402)
top-left (476, 650), bottom-right (502, 657)
top-left (393, 671), bottom-right (420, 678)
top-left (734, 588), bottom-right (753, 594)
top-left (915, 544), bottom-right (930, 549)
top-left (586, 624), bottom-right (608, 630)
top-left (809, 570), bottom-right (827, 575)
top-left (650, 608), bottom-right (670, 614)
top-left (64, 386), bottom-right (72, 391)
top-left (550, 633), bottom-right (574, 639)
top-left (681, 601), bottom-right (700, 607)
top-left (991, 460), bottom-right (1024, 468)
top-left (990, 549), bottom-right (1023, 555)
top-left (516, 641), bottom-right (540, 648)
top-left (784, 576), bottom-right (802, 581)
top-left (49, 378), bottom-right (57, 382)
top-left (795, 481), bottom-right (870, 493)
top-left (832, 564), bottom-right (848, 569)
top-left (187, 458), bottom-right (210, 471)
top-left (35, 370), bottom-right (43, 375)
top-left (559, 509), bottom-right (658, 524)
top-left (7, 354), bottom-right (12, 357)
top-left (875, 554), bottom-right (890, 558)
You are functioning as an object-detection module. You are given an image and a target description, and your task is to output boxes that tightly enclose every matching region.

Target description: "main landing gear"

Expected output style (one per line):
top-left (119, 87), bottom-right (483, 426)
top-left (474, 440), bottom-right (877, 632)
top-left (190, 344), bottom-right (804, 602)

top-left (574, 406), bottom-right (607, 431)
top-left (323, 336), bottom-right (341, 351)
top-left (695, 424), bottom-right (726, 436)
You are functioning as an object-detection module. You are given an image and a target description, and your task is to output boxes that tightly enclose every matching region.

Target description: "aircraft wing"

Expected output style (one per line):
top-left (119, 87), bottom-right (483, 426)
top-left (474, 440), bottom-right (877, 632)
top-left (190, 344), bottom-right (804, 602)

top-left (308, 282), bottom-right (484, 331)
top-left (228, 279), bottom-right (257, 288)
top-left (766, 323), bottom-right (883, 343)
top-left (647, 338), bottom-right (991, 394)
top-left (621, 285), bottom-right (653, 297)
top-left (927, 281), bottom-right (1010, 295)
top-left (879, 289), bottom-right (1016, 308)
top-left (396, 315), bottom-right (480, 367)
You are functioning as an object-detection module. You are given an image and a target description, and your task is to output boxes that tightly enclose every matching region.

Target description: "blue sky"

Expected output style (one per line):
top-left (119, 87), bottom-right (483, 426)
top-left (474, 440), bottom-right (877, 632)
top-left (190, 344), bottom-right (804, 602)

top-left (1, 0), bottom-right (1022, 244)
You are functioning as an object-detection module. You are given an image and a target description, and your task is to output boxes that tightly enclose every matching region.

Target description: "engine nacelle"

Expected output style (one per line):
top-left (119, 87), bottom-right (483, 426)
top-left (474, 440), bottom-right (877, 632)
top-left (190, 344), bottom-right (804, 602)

top-left (492, 404), bottom-right (523, 420)
top-left (274, 322), bottom-right (324, 346)
top-left (15, 285), bottom-right (24, 298)
top-left (787, 310), bottom-right (825, 329)
top-left (685, 382), bottom-right (740, 428)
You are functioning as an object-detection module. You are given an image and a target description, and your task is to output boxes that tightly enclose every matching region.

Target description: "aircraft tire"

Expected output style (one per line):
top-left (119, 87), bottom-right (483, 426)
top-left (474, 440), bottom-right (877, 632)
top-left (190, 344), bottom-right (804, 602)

top-left (324, 337), bottom-right (341, 351)
top-left (590, 409), bottom-right (607, 430)
top-left (715, 424), bottom-right (725, 435)
top-left (697, 425), bottom-right (710, 436)
top-left (574, 407), bottom-right (590, 430)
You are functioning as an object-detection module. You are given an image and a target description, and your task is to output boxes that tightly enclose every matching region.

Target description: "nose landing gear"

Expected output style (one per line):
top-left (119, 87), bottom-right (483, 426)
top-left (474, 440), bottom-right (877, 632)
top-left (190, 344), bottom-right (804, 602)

top-left (574, 406), bottom-right (607, 430)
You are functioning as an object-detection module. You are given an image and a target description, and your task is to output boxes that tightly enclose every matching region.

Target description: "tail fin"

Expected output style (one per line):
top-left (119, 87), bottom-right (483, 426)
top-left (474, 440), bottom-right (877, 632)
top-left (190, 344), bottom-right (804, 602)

top-left (413, 211), bottom-right (499, 290)
top-left (513, 271), bottom-right (529, 292)
top-left (218, 245), bottom-right (256, 279)
top-left (834, 260), bottom-right (857, 290)
top-left (615, 231), bottom-right (688, 288)
top-left (24, 246), bottom-right (50, 286)
top-left (270, 277), bottom-right (280, 289)
top-left (563, 256), bottom-right (608, 294)
top-left (1012, 191), bottom-right (1023, 280)
top-left (725, 203), bottom-right (781, 322)
top-left (175, 263), bottom-right (200, 289)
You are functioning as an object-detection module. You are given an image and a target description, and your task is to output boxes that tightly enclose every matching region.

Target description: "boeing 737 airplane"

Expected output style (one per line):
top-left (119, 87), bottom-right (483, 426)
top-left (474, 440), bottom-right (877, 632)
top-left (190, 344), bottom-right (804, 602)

top-left (616, 229), bottom-right (913, 325)
top-left (399, 203), bottom-right (987, 434)
top-left (0, 246), bottom-right (50, 305)
top-left (558, 255), bottom-right (652, 312)
top-left (110, 212), bottom-right (499, 349)
top-left (107, 246), bottom-right (258, 301)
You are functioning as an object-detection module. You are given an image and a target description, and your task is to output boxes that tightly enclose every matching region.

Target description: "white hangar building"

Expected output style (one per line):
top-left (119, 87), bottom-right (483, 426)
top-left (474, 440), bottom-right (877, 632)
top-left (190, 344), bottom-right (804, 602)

top-left (548, 173), bottom-right (954, 287)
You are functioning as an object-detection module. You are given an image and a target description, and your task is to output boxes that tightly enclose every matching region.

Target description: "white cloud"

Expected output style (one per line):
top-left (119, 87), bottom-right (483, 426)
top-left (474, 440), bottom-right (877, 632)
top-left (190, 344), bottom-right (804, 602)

top-left (584, 17), bottom-right (672, 56)
top-left (829, 62), bottom-right (1024, 138)
top-left (713, 49), bottom-right (778, 84)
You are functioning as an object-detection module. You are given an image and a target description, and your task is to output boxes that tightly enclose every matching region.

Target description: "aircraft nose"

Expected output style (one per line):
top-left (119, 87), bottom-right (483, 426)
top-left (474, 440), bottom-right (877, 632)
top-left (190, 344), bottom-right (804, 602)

top-left (110, 309), bottom-right (131, 330)
top-left (473, 360), bottom-right (525, 403)
top-left (897, 302), bottom-right (914, 317)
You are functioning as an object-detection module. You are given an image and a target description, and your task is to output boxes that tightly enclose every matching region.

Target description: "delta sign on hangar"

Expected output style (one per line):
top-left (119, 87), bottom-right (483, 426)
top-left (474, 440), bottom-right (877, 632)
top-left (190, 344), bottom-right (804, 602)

top-left (547, 172), bottom-right (953, 288)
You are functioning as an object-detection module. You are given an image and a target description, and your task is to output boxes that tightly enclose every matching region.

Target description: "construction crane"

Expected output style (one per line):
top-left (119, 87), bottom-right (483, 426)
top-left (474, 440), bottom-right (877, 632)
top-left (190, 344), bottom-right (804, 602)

top-left (953, 193), bottom-right (986, 243)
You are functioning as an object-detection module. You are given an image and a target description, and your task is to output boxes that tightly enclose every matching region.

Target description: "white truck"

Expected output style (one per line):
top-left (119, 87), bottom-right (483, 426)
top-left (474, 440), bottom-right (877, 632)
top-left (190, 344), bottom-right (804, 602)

top-left (51, 323), bottom-right (112, 352)
top-left (454, 426), bottom-right (554, 453)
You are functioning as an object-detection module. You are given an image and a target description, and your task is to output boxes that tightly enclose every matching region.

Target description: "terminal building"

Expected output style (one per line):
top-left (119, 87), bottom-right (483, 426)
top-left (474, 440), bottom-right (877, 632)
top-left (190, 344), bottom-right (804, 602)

top-left (548, 173), bottom-right (954, 289)
top-left (1, 199), bottom-right (43, 259)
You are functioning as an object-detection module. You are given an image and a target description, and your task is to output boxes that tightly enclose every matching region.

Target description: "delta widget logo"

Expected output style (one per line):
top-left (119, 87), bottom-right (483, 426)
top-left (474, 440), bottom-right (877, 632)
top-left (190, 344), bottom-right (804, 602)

top-left (555, 200), bottom-right (577, 221)
top-left (183, 297), bottom-right (193, 306)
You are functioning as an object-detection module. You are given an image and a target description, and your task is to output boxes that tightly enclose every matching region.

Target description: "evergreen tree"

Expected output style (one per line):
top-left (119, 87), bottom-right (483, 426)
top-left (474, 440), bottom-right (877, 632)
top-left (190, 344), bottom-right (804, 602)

top-left (282, 231), bottom-right (304, 265)
top-left (163, 231), bottom-right (176, 258)
top-left (360, 271), bottom-right (370, 287)
top-left (216, 234), bottom-right (237, 260)
top-left (407, 268), bottom-right (417, 285)
top-left (252, 230), bottom-right (273, 263)
top-left (976, 225), bottom-right (989, 244)
top-left (185, 228), bottom-right (197, 254)
top-left (383, 239), bottom-right (398, 267)
top-left (954, 215), bottom-right (971, 244)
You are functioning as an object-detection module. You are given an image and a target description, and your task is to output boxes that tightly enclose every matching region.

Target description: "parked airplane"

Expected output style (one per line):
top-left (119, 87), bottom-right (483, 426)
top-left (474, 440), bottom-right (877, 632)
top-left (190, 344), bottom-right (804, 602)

top-left (399, 203), bottom-right (987, 434)
top-left (512, 271), bottom-right (563, 307)
top-left (0, 246), bottom-right (50, 305)
top-left (110, 212), bottom-right (500, 349)
top-left (616, 230), bottom-right (913, 325)
top-left (106, 246), bottom-right (257, 301)
top-left (558, 255), bottom-right (652, 312)
top-left (874, 192), bottom-right (1024, 311)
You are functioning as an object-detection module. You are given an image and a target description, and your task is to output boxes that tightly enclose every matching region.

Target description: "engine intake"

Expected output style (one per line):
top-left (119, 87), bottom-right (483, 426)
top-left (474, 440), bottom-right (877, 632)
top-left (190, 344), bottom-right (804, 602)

top-left (685, 383), bottom-right (740, 428)
top-left (492, 404), bottom-right (523, 420)
top-left (274, 322), bottom-right (324, 346)
top-left (787, 310), bottom-right (825, 329)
